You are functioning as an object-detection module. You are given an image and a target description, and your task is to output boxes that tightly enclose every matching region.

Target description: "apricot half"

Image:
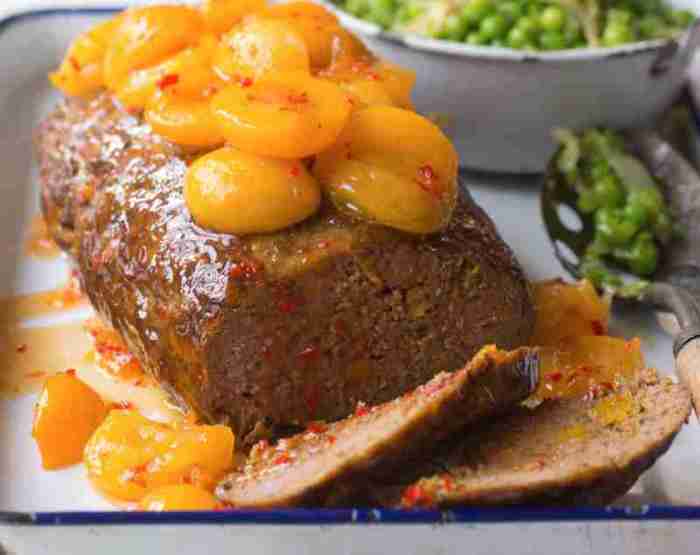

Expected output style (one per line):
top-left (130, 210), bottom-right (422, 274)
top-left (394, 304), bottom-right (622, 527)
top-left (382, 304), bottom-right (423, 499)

top-left (49, 19), bottom-right (117, 97)
top-left (140, 484), bottom-right (220, 511)
top-left (116, 37), bottom-right (220, 111)
top-left (185, 147), bottom-right (321, 235)
top-left (211, 72), bottom-right (351, 158)
top-left (314, 106), bottom-right (458, 234)
top-left (104, 6), bottom-right (204, 90)
top-left (202, 0), bottom-right (268, 35)
top-left (257, 2), bottom-right (343, 69)
top-left (212, 18), bottom-right (310, 81)
top-left (84, 410), bottom-right (234, 502)
top-left (145, 92), bottom-right (224, 148)
top-left (32, 372), bottom-right (107, 470)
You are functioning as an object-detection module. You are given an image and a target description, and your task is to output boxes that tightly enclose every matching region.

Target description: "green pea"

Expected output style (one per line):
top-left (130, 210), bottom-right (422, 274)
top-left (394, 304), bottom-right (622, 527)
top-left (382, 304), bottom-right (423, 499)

top-left (396, 3), bottom-right (424, 24)
top-left (638, 15), bottom-right (666, 38)
top-left (589, 160), bottom-right (611, 181)
top-left (593, 175), bottom-right (625, 208)
top-left (623, 199), bottom-right (650, 229)
top-left (607, 8), bottom-right (633, 25)
top-left (602, 22), bottom-right (635, 46)
top-left (461, 0), bottom-right (493, 26)
top-left (624, 233), bottom-right (659, 276)
top-left (479, 13), bottom-right (509, 40)
top-left (671, 9), bottom-right (695, 27)
top-left (540, 6), bottom-right (565, 31)
top-left (628, 188), bottom-right (664, 219)
top-left (654, 210), bottom-right (673, 242)
top-left (346, 0), bottom-right (370, 17)
top-left (498, 1), bottom-right (523, 22)
top-left (577, 188), bottom-right (599, 214)
top-left (507, 26), bottom-right (528, 48)
top-left (539, 30), bottom-right (566, 50)
top-left (440, 14), bottom-right (468, 40)
top-left (514, 15), bottom-right (539, 37)
top-left (366, 0), bottom-right (396, 27)
top-left (595, 207), bottom-right (638, 245)
top-left (465, 31), bottom-right (488, 45)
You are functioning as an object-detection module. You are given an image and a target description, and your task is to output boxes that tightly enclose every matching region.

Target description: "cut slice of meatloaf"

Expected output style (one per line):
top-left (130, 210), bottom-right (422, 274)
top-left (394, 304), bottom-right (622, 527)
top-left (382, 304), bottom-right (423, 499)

top-left (369, 369), bottom-right (691, 507)
top-left (36, 94), bottom-right (534, 441)
top-left (216, 346), bottom-right (539, 508)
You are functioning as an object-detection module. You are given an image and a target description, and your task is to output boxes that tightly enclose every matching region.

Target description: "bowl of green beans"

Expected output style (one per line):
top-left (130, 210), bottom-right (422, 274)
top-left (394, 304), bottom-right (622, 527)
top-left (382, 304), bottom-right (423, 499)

top-left (322, 0), bottom-right (700, 173)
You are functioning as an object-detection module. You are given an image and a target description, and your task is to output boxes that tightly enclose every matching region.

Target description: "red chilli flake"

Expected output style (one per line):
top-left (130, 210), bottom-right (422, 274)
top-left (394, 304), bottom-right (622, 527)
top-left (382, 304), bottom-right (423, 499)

top-left (415, 164), bottom-right (443, 200)
top-left (306, 421), bottom-right (327, 434)
top-left (157, 73), bottom-right (180, 90)
top-left (591, 320), bottom-right (605, 336)
top-left (116, 401), bottom-right (134, 410)
top-left (16, 344), bottom-right (28, 353)
top-left (401, 485), bottom-right (427, 507)
top-left (65, 368), bottom-right (77, 376)
top-left (299, 345), bottom-right (319, 361)
top-left (287, 92), bottom-right (309, 105)
top-left (273, 452), bottom-right (291, 466)
top-left (289, 165), bottom-right (301, 178)
top-left (238, 76), bottom-right (254, 88)
top-left (547, 371), bottom-right (563, 383)
top-left (278, 299), bottom-right (298, 314)
top-left (354, 402), bottom-right (369, 417)
top-left (69, 57), bottom-right (81, 71)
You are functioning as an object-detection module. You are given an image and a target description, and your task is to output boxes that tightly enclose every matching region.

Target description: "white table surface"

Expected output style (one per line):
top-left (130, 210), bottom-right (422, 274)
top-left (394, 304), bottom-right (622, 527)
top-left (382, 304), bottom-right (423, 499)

top-left (1, 1), bottom-right (699, 553)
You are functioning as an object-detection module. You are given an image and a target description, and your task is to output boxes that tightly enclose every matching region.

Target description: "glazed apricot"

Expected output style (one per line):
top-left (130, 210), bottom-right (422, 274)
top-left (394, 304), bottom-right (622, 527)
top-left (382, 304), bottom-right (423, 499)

top-left (212, 18), bottom-right (310, 82)
top-left (104, 6), bottom-right (204, 90)
top-left (332, 77), bottom-right (394, 108)
top-left (49, 19), bottom-right (117, 97)
top-left (533, 335), bottom-right (645, 402)
top-left (376, 62), bottom-right (416, 109)
top-left (116, 37), bottom-right (220, 111)
top-left (185, 147), bottom-right (321, 235)
top-left (531, 280), bottom-right (610, 346)
top-left (32, 372), bottom-right (107, 470)
top-left (211, 72), bottom-right (351, 158)
top-left (84, 410), bottom-right (234, 502)
top-left (145, 92), bottom-right (224, 148)
top-left (202, 0), bottom-right (268, 35)
top-left (314, 106), bottom-right (458, 234)
top-left (257, 2), bottom-right (343, 69)
top-left (140, 485), bottom-right (220, 511)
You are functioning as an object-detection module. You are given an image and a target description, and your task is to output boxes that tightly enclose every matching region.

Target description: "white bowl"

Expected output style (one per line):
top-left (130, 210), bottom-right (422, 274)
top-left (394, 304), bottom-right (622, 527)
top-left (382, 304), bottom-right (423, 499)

top-left (324, 0), bottom-right (700, 173)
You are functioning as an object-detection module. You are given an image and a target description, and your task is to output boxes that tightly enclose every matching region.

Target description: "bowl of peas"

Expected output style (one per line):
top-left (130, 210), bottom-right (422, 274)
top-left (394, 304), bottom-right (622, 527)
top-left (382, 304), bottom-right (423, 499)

top-left (322, 0), bottom-right (700, 172)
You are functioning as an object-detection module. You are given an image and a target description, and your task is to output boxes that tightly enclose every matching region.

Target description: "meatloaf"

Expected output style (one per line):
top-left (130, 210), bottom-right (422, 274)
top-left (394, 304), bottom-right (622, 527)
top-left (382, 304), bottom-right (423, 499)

top-left (369, 369), bottom-right (691, 507)
top-left (36, 93), bottom-right (534, 440)
top-left (217, 346), bottom-right (538, 508)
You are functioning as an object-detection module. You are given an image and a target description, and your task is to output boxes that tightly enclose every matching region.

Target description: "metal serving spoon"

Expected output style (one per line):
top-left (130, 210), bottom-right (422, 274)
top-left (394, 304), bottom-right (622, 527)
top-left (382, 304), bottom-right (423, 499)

top-left (541, 129), bottom-right (700, 416)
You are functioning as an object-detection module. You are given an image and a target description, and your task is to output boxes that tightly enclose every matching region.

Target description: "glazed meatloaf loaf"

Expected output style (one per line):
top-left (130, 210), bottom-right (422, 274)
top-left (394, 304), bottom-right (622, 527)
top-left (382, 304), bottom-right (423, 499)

top-left (37, 94), bottom-right (534, 440)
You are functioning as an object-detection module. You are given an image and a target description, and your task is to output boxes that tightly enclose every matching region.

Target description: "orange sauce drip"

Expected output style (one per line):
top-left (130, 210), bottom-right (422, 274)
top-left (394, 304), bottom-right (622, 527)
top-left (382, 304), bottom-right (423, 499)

top-left (0, 273), bottom-right (87, 325)
top-left (0, 321), bottom-right (93, 398)
top-left (84, 318), bottom-right (148, 384)
top-left (24, 215), bottom-right (61, 259)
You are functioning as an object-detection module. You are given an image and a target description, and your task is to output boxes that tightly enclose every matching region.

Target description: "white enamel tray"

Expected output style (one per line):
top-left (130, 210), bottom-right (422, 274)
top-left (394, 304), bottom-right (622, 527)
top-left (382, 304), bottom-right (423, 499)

top-left (1, 6), bottom-right (699, 555)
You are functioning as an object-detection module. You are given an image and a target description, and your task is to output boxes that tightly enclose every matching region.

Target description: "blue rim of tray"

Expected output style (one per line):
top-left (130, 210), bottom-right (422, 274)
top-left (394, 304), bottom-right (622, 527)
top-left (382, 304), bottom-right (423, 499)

top-left (2, 5), bottom-right (699, 525)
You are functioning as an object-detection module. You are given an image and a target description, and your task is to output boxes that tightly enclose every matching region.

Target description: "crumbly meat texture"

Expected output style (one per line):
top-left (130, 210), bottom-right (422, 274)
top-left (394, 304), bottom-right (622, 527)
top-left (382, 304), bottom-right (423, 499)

top-left (36, 94), bottom-right (534, 441)
top-left (366, 369), bottom-right (691, 507)
top-left (216, 346), bottom-right (538, 507)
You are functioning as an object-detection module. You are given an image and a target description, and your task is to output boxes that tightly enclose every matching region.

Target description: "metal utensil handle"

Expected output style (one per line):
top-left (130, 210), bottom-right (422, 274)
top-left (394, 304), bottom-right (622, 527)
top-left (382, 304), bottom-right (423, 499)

top-left (676, 336), bottom-right (700, 418)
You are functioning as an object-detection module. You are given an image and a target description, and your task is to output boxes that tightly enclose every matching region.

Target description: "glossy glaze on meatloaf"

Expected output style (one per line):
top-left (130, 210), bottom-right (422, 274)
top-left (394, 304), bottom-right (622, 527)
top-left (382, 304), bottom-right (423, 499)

top-left (36, 94), bottom-right (534, 441)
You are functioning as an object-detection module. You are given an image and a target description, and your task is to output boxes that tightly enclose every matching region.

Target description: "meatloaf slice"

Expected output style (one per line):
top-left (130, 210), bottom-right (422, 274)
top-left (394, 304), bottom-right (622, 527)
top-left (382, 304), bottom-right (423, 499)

top-left (36, 94), bottom-right (534, 441)
top-left (370, 369), bottom-right (691, 507)
top-left (216, 346), bottom-right (538, 508)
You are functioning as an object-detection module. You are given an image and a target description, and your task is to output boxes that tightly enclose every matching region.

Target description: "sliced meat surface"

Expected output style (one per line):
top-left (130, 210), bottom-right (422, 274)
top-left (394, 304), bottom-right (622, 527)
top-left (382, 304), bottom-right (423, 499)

top-left (371, 369), bottom-right (691, 507)
top-left (36, 94), bottom-right (535, 442)
top-left (216, 346), bottom-right (539, 508)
